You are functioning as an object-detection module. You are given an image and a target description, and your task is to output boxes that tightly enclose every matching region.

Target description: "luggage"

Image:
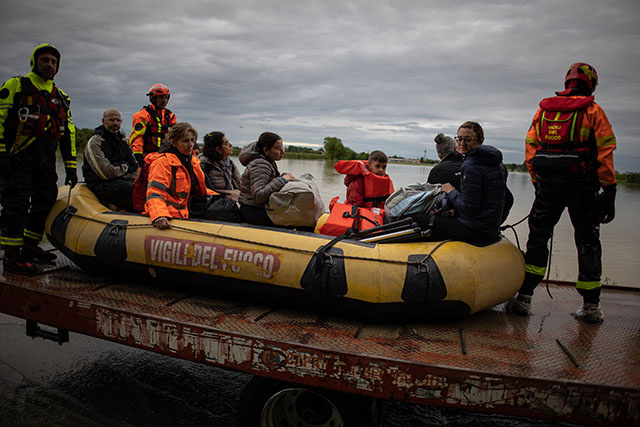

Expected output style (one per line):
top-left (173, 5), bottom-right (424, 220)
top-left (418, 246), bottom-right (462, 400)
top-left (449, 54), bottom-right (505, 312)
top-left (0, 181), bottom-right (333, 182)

top-left (266, 174), bottom-right (325, 227)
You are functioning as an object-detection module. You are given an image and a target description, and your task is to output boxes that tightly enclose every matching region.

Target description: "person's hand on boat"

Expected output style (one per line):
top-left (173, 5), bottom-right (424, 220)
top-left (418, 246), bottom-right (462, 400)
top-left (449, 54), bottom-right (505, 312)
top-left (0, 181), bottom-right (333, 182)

top-left (64, 168), bottom-right (78, 188)
top-left (441, 183), bottom-right (455, 194)
top-left (226, 189), bottom-right (240, 202)
top-left (282, 173), bottom-right (295, 182)
top-left (153, 217), bottom-right (170, 229)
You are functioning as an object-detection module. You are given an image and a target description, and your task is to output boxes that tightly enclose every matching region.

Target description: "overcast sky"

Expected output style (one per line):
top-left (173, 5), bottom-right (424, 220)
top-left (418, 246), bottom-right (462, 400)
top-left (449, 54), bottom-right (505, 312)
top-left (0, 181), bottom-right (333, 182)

top-left (1, 0), bottom-right (638, 171)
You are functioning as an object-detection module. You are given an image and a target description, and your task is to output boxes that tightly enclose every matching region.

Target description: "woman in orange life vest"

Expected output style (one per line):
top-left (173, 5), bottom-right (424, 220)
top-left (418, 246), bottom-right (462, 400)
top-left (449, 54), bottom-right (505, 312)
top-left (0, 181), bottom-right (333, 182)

top-left (144, 122), bottom-right (216, 229)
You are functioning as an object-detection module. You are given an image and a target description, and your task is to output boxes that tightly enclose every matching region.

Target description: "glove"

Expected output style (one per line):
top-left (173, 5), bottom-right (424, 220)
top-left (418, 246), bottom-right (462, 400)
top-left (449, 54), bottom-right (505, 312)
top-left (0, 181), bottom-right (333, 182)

top-left (135, 153), bottom-right (144, 168)
top-left (600, 184), bottom-right (616, 224)
top-left (64, 168), bottom-right (78, 188)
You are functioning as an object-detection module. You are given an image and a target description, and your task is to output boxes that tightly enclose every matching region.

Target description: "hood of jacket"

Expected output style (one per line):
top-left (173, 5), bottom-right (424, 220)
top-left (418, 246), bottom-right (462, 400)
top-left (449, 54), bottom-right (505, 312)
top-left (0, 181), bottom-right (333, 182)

top-left (239, 141), bottom-right (275, 167)
top-left (465, 144), bottom-right (503, 167)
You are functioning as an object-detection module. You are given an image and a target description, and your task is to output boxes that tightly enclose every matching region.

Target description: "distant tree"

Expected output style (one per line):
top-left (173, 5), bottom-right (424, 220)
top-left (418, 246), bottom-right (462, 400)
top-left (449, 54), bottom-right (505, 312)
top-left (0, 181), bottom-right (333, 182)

top-left (75, 128), bottom-right (95, 151)
top-left (323, 137), bottom-right (345, 160)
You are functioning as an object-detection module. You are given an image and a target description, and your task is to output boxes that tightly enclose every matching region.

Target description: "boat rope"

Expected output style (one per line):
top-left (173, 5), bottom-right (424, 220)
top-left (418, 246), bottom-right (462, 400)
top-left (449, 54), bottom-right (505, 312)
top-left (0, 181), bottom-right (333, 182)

top-left (60, 207), bottom-right (450, 266)
top-left (499, 214), bottom-right (529, 251)
top-left (545, 233), bottom-right (554, 299)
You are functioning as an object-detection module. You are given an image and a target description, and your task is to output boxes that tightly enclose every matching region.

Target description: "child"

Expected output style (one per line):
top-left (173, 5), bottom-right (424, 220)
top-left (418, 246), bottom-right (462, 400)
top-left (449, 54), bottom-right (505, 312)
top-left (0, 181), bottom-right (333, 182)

top-left (337, 150), bottom-right (393, 209)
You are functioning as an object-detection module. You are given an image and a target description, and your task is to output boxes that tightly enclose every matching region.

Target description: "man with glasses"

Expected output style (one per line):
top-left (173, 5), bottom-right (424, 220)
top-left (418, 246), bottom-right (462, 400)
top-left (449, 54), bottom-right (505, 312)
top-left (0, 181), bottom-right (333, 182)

top-left (82, 109), bottom-right (139, 212)
top-left (509, 63), bottom-right (617, 324)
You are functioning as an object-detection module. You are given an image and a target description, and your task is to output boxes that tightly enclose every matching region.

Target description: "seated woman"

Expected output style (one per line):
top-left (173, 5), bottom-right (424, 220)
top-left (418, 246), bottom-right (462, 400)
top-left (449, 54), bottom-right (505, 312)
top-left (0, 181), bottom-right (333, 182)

top-left (200, 131), bottom-right (241, 202)
top-left (145, 122), bottom-right (217, 229)
top-left (407, 121), bottom-right (506, 244)
top-left (238, 132), bottom-right (294, 226)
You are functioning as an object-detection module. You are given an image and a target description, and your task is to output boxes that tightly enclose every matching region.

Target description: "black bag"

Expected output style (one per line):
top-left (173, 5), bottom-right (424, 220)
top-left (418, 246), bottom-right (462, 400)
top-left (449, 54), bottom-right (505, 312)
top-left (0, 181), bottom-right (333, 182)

top-left (189, 195), bottom-right (242, 222)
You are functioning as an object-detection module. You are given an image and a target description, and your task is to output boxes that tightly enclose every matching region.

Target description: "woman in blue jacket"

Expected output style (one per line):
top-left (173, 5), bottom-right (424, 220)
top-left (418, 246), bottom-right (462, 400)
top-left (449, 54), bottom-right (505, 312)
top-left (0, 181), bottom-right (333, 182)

top-left (409, 121), bottom-right (506, 244)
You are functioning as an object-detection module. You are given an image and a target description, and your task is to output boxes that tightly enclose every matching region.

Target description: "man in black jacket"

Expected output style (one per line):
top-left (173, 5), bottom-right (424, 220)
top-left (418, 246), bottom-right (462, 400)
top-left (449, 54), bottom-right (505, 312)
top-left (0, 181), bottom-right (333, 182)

top-left (82, 109), bottom-right (139, 211)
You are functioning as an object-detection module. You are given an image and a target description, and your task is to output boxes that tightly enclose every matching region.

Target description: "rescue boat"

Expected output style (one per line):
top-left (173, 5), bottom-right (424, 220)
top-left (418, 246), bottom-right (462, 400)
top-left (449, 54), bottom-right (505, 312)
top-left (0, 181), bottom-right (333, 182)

top-left (45, 184), bottom-right (525, 318)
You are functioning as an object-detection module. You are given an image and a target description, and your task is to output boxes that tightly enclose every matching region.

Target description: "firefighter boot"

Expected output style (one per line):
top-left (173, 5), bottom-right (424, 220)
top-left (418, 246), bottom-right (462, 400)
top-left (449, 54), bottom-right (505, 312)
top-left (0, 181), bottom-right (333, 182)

top-left (22, 239), bottom-right (57, 263)
top-left (2, 246), bottom-right (37, 275)
top-left (573, 303), bottom-right (604, 324)
top-left (506, 294), bottom-right (532, 316)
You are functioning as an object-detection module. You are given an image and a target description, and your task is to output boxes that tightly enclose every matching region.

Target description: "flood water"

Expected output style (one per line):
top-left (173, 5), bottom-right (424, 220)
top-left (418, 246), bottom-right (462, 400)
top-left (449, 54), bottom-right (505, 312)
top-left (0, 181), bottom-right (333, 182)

top-left (1, 156), bottom-right (634, 426)
top-left (274, 158), bottom-right (640, 288)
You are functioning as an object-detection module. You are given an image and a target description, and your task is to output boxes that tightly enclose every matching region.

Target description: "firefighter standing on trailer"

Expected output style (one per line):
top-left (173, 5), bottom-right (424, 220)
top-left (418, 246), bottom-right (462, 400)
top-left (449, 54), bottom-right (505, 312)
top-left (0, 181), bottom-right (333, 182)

top-left (128, 83), bottom-right (177, 167)
top-left (508, 63), bottom-right (617, 324)
top-left (0, 43), bottom-right (77, 275)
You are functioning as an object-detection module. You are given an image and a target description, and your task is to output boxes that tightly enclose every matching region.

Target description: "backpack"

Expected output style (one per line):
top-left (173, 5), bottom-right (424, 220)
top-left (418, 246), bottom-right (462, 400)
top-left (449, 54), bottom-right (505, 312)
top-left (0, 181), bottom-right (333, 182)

top-left (384, 183), bottom-right (446, 222)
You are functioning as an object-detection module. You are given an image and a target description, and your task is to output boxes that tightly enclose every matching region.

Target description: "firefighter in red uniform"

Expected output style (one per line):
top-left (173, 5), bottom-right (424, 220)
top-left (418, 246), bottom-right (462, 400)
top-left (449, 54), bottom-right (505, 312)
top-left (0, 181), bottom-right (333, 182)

top-left (128, 83), bottom-right (177, 167)
top-left (0, 43), bottom-right (77, 274)
top-left (508, 63), bottom-right (617, 324)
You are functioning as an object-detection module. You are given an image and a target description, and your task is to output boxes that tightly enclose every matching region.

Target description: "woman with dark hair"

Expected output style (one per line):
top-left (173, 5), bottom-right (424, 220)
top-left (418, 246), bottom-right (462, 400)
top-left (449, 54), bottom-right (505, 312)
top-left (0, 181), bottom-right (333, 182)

top-left (200, 131), bottom-right (241, 201)
top-left (238, 132), bottom-right (294, 226)
top-left (407, 121), bottom-right (507, 244)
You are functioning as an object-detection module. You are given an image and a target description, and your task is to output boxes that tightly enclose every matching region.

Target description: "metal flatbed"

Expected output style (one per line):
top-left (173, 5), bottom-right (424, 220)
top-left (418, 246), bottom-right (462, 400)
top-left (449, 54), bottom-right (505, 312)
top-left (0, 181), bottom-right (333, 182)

top-left (0, 253), bottom-right (638, 426)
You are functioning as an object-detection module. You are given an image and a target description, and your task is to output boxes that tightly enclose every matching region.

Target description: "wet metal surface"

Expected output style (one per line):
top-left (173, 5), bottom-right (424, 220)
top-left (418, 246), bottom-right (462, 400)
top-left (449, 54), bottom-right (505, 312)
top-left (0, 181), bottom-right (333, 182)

top-left (0, 252), bottom-right (638, 425)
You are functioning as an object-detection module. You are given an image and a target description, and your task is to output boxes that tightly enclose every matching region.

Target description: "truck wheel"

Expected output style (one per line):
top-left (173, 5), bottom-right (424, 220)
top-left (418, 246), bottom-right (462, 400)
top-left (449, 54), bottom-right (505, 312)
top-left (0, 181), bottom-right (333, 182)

top-left (238, 376), bottom-right (380, 427)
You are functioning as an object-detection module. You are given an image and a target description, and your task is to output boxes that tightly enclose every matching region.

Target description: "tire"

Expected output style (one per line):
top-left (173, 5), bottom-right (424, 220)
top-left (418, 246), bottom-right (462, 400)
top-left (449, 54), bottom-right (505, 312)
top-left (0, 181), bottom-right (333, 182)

top-left (238, 376), bottom-right (381, 427)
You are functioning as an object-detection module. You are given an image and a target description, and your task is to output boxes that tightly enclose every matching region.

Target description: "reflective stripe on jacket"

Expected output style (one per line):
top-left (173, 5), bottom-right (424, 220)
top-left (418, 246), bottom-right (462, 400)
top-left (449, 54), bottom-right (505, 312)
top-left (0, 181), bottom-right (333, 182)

top-left (526, 95), bottom-right (616, 186)
top-left (0, 72), bottom-right (75, 167)
top-left (144, 152), bottom-right (215, 222)
top-left (128, 105), bottom-right (177, 157)
top-left (334, 160), bottom-right (394, 209)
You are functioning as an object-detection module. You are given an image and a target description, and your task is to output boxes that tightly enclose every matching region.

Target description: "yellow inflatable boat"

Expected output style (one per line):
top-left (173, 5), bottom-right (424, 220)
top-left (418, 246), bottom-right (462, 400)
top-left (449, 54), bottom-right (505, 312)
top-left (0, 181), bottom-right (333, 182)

top-left (45, 184), bottom-right (525, 318)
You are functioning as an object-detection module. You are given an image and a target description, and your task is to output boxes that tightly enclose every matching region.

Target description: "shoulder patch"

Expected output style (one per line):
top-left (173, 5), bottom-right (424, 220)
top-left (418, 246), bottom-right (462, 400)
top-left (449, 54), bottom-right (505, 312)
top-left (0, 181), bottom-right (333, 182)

top-left (0, 88), bottom-right (8, 99)
top-left (134, 122), bottom-right (144, 131)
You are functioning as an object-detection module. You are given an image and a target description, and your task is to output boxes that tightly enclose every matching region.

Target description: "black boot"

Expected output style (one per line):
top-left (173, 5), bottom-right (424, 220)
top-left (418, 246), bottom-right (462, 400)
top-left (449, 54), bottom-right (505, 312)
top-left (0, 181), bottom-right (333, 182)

top-left (22, 239), bottom-right (57, 263)
top-left (3, 246), bottom-right (37, 275)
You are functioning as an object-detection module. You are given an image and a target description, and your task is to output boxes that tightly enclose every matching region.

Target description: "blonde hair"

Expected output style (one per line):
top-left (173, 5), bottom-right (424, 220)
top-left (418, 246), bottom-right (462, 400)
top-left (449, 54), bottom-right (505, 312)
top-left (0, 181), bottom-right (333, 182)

top-left (167, 122), bottom-right (198, 144)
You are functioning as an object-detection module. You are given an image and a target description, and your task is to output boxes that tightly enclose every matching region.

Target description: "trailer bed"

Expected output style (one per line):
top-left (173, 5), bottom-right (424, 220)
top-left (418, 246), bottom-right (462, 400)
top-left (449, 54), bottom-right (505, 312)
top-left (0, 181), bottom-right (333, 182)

top-left (0, 253), bottom-right (638, 426)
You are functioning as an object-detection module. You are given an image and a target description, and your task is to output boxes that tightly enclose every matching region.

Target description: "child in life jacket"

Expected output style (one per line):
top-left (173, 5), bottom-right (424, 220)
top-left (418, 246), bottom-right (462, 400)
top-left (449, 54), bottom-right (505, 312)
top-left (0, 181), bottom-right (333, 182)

top-left (317, 151), bottom-right (394, 236)
top-left (343, 150), bottom-right (393, 209)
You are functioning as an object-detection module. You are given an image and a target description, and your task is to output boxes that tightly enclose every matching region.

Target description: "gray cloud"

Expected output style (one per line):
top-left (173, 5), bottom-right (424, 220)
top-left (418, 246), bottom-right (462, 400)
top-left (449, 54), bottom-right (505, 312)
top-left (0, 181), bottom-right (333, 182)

top-left (2, 0), bottom-right (638, 171)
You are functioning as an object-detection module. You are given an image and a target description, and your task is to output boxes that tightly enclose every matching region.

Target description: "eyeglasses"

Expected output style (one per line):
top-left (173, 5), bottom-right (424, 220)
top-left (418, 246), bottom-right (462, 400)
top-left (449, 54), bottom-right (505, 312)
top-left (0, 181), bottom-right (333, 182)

top-left (455, 136), bottom-right (475, 143)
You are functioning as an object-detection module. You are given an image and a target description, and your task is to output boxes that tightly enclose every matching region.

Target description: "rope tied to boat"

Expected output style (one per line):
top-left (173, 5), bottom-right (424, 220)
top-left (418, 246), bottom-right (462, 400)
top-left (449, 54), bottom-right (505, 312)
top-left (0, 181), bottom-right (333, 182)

top-left (416, 240), bottom-right (452, 273)
top-left (58, 205), bottom-right (456, 267)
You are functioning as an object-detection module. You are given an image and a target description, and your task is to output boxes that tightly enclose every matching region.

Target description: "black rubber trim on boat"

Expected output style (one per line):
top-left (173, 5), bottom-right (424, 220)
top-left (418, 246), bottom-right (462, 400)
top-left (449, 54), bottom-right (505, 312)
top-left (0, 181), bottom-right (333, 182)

top-left (402, 254), bottom-right (446, 303)
top-left (94, 219), bottom-right (129, 263)
top-left (49, 205), bottom-right (77, 248)
top-left (300, 235), bottom-right (348, 297)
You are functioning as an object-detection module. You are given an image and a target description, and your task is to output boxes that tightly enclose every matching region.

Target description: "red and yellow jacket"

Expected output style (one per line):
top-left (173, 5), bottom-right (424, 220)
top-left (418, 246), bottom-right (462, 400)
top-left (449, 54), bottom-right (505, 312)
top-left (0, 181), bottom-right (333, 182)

top-left (335, 160), bottom-right (394, 209)
top-left (525, 95), bottom-right (616, 186)
top-left (144, 152), bottom-right (216, 222)
top-left (128, 104), bottom-right (177, 158)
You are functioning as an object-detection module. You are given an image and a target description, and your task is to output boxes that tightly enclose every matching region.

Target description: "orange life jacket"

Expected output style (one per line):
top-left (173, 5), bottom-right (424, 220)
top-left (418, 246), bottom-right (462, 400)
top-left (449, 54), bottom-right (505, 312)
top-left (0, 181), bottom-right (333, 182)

top-left (133, 152), bottom-right (214, 221)
top-left (317, 197), bottom-right (384, 236)
top-left (334, 160), bottom-right (394, 209)
top-left (129, 105), bottom-right (177, 156)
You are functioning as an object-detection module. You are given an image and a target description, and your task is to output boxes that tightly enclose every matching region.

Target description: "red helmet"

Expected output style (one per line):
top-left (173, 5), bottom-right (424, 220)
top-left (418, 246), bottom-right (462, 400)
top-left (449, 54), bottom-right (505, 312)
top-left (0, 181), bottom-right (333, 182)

top-left (565, 63), bottom-right (598, 93)
top-left (146, 83), bottom-right (170, 98)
